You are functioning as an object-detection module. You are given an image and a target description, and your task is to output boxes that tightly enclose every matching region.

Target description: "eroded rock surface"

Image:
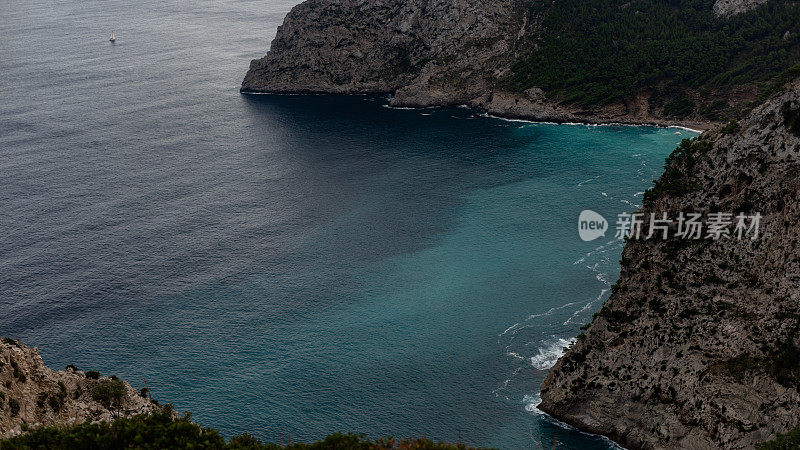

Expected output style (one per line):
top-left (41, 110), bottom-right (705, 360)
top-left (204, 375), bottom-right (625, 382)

top-left (539, 80), bottom-right (800, 449)
top-left (0, 339), bottom-right (159, 438)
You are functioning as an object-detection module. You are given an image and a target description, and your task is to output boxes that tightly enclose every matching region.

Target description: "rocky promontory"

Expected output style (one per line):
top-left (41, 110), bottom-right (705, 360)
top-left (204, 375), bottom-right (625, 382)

top-left (241, 0), bottom-right (522, 105)
top-left (240, 0), bottom-right (796, 129)
top-left (539, 79), bottom-right (800, 448)
top-left (0, 339), bottom-right (160, 438)
top-left (240, 0), bottom-right (722, 129)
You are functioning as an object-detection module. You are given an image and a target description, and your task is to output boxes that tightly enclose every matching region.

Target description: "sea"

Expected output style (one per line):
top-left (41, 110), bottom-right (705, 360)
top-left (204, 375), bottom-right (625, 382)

top-left (0, 1), bottom-right (697, 448)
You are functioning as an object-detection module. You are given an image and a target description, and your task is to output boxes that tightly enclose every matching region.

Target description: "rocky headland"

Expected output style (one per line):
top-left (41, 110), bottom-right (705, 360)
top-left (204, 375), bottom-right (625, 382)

top-left (240, 0), bottom-right (796, 130)
top-left (238, 1), bottom-right (800, 447)
top-left (240, 0), bottom-right (710, 129)
top-left (539, 79), bottom-right (800, 449)
top-left (0, 339), bottom-right (160, 439)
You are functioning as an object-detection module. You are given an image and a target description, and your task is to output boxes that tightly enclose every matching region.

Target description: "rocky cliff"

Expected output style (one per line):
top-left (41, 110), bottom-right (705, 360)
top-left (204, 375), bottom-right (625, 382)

top-left (539, 79), bottom-right (800, 449)
top-left (240, 0), bottom-right (694, 127)
top-left (241, 0), bottom-right (524, 107)
top-left (0, 339), bottom-right (159, 438)
top-left (241, 0), bottom-right (797, 129)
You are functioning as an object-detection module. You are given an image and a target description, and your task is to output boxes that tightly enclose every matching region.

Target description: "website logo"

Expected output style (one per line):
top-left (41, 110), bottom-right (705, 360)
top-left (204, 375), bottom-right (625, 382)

top-left (578, 210), bottom-right (608, 241)
top-left (577, 210), bottom-right (763, 242)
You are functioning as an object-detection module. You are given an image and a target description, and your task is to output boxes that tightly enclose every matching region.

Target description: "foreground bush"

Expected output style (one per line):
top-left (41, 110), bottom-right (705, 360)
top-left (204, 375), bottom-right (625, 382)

top-left (0, 406), bottom-right (489, 449)
top-left (756, 425), bottom-right (800, 450)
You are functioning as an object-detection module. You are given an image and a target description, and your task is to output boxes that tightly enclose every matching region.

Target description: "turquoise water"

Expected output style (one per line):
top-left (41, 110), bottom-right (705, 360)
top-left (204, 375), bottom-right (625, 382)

top-left (0, 0), bottom-right (696, 448)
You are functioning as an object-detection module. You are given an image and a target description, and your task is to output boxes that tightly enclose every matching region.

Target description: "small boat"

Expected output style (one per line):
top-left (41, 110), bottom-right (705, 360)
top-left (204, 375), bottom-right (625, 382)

top-left (109, 32), bottom-right (116, 42)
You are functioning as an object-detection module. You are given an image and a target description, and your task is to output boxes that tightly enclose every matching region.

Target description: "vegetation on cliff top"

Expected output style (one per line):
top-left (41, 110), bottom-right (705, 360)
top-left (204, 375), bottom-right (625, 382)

top-left (504, 0), bottom-right (800, 118)
top-left (756, 424), bottom-right (800, 449)
top-left (0, 406), bottom-right (490, 450)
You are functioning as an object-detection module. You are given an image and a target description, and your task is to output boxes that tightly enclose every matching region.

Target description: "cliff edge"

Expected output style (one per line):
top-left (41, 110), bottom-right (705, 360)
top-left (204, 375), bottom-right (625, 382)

top-left (0, 339), bottom-right (160, 438)
top-left (539, 79), bottom-right (800, 449)
top-left (240, 0), bottom-right (524, 108)
top-left (240, 0), bottom-right (799, 129)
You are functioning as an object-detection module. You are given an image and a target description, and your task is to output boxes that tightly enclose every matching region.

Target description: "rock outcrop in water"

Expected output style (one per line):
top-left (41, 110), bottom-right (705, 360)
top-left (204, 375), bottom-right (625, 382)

top-left (0, 339), bottom-right (159, 438)
top-left (539, 79), bottom-right (800, 449)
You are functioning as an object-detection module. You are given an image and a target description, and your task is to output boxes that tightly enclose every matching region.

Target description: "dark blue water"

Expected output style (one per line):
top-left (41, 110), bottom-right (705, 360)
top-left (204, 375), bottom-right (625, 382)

top-left (0, 1), bottom-right (697, 448)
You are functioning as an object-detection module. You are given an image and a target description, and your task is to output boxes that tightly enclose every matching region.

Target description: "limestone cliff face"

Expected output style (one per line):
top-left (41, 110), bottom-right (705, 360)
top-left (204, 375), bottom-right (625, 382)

top-left (240, 0), bottom-right (723, 129)
top-left (0, 339), bottom-right (159, 438)
top-left (539, 80), bottom-right (800, 449)
top-left (241, 0), bottom-right (524, 108)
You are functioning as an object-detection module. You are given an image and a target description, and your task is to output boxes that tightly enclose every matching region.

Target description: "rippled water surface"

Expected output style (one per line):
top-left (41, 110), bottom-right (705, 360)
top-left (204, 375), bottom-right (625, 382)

top-left (0, 1), bottom-right (696, 448)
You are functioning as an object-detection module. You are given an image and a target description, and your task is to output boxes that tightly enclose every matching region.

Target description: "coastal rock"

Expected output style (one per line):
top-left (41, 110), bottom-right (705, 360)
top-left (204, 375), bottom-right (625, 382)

top-left (539, 79), bottom-right (800, 449)
top-left (241, 0), bottom-right (728, 129)
top-left (241, 0), bottom-right (522, 103)
top-left (479, 91), bottom-right (573, 122)
top-left (713, 0), bottom-right (769, 17)
top-left (0, 339), bottom-right (160, 438)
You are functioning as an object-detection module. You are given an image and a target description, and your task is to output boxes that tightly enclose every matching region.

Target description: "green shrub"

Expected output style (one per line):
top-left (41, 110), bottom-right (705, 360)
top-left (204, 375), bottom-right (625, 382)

top-left (2, 338), bottom-right (21, 348)
top-left (9, 398), bottom-right (20, 417)
top-left (643, 138), bottom-right (711, 205)
top-left (756, 424), bottom-right (800, 449)
top-left (720, 120), bottom-right (741, 135)
top-left (48, 395), bottom-right (63, 413)
top-left (783, 102), bottom-right (800, 137)
top-left (663, 96), bottom-right (696, 118)
top-left (502, 0), bottom-right (800, 113)
top-left (85, 370), bottom-right (100, 380)
top-left (90, 379), bottom-right (128, 412)
top-left (0, 407), bottom-right (491, 449)
top-left (37, 393), bottom-right (48, 409)
top-left (10, 359), bottom-right (20, 378)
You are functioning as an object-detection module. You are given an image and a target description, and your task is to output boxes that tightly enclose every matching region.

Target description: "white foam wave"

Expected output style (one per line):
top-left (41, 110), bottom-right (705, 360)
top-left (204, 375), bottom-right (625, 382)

top-left (577, 175), bottom-right (601, 186)
top-left (564, 289), bottom-right (608, 325)
top-left (672, 125), bottom-right (703, 133)
top-left (534, 407), bottom-right (629, 449)
top-left (522, 393), bottom-right (545, 415)
top-left (507, 351), bottom-right (525, 360)
top-left (527, 302), bottom-right (576, 321)
top-left (530, 337), bottom-right (575, 370)
top-left (382, 104), bottom-right (418, 110)
top-left (499, 322), bottom-right (523, 337)
top-left (479, 111), bottom-right (703, 134)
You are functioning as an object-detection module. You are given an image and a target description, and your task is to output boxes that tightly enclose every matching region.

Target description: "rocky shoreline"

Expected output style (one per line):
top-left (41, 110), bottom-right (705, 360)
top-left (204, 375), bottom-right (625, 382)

top-left (240, 0), bottom-right (718, 133)
top-left (241, 88), bottom-right (715, 132)
top-left (539, 78), bottom-right (800, 449)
